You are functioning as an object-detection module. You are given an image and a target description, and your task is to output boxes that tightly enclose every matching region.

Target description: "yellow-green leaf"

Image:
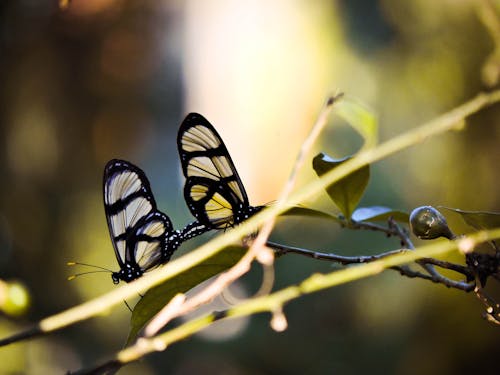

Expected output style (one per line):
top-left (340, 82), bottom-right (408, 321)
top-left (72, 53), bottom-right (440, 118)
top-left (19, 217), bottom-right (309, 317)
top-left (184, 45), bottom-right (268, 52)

top-left (352, 206), bottom-right (409, 223)
top-left (312, 153), bottom-right (370, 220)
top-left (335, 97), bottom-right (378, 149)
top-left (281, 206), bottom-right (342, 223)
top-left (127, 245), bottom-right (247, 344)
top-left (442, 207), bottom-right (500, 231)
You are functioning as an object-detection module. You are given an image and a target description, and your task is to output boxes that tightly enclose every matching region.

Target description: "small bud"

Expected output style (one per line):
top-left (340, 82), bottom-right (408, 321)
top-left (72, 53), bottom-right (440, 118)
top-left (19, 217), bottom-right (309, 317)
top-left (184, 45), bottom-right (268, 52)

top-left (270, 309), bottom-right (288, 332)
top-left (256, 246), bottom-right (274, 266)
top-left (409, 206), bottom-right (455, 240)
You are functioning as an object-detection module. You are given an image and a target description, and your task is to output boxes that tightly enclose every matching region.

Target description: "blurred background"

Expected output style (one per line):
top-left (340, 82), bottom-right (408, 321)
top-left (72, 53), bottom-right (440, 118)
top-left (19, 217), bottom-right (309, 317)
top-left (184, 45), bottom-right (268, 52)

top-left (1, 0), bottom-right (499, 374)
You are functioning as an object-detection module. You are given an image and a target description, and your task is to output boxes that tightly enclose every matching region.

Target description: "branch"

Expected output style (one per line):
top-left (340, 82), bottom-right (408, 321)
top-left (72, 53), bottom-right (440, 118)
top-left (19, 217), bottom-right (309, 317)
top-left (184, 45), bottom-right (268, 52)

top-left (419, 257), bottom-right (473, 278)
top-left (385, 218), bottom-right (448, 281)
top-left (474, 284), bottom-right (500, 324)
top-left (269, 241), bottom-right (475, 291)
top-left (70, 228), bottom-right (500, 374)
top-left (269, 241), bottom-right (407, 264)
top-left (272, 214), bottom-right (475, 291)
top-left (349, 220), bottom-right (407, 238)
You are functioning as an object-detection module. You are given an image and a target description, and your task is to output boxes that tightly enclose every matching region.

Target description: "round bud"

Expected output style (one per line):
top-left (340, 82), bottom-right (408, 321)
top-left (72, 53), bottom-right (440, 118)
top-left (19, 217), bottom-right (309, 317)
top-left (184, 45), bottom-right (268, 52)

top-left (409, 206), bottom-right (455, 240)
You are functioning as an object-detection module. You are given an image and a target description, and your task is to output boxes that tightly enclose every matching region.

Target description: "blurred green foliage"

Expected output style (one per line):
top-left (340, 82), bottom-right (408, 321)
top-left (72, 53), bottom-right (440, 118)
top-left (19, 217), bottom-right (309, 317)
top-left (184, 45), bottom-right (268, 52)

top-left (0, 0), bottom-right (499, 374)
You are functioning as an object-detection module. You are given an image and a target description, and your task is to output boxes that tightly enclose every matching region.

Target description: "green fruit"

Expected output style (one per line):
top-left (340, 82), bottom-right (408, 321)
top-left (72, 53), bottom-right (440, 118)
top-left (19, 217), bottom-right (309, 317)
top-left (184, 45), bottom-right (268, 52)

top-left (409, 206), bottom-right (455, 240)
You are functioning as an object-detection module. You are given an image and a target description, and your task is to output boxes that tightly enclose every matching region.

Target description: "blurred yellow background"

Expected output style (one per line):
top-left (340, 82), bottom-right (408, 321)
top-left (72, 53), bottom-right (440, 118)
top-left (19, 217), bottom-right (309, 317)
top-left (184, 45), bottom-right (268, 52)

top-left (0, 0), bottom-right (499, 373)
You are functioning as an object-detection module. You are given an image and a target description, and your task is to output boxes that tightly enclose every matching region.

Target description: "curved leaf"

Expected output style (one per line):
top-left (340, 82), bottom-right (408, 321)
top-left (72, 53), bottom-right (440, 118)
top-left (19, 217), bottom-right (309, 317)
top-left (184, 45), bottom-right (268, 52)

top-left (352, 206), bottom-right (409, 223)
top-left (336, 97), bottom-right (378, 149)
top-left (127, 245), bottom-right (247, 344)
top-left (280, 206), bottom-right (342, 223)
top-left (441, 207), bottom-right (500, 231)
top-left (312, 153), bottom-right (370, 220)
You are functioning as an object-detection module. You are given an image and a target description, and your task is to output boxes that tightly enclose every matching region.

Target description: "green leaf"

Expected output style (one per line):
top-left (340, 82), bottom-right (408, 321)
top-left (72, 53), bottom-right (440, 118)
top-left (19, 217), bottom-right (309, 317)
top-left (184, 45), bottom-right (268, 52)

top-left (127, 245), bottom-right (247, 344)
top-left (441, 207), bottom-right (500, 231)
top-left (312, 153), bottom-right (370, 220)
top-left (336, 97), bottom-right (378, 149)
top-left (352, 206), bottom-right (409, 223)
top-left (280, 206), bottom-right (342, 223)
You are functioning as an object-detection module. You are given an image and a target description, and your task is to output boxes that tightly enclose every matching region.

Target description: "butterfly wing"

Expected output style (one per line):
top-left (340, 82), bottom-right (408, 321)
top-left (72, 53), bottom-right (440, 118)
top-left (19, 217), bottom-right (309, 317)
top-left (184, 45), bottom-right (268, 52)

top-left (128, 211), bottom-right (173, 272)
top-left (177, 113), bottom-right (250, 229)
top-left (104, 159), bottom-right (172, 282)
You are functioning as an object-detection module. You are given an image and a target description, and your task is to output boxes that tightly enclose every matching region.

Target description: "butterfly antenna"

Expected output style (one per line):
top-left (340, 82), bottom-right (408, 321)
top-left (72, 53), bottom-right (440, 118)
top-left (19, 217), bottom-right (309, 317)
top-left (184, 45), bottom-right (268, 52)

top-left (67, 261), bottom-right (113, 272)
top-left (67, 261), bottom-right (113, 280)
top-left (67, 270), bottom-right (111, 281)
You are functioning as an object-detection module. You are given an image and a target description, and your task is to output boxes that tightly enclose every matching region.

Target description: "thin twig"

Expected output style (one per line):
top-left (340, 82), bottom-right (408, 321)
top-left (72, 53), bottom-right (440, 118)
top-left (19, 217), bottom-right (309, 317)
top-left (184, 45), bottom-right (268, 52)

top-left (0, 327), bottom-right (42, 347)
top-left (393, 265), bottom-right (474, 291)
top-left (474, 284), bottom-right (500, 324)
top-left (387, 218), bottom-right (444, 279)
top-left (475, 0), bottom-right (500, 47)
top-left (387, 218), bottom-right (414, 249)
top-left (419, 258), bottom-right (473, 278)
top-left (269, 241), bottom-right (475, 291)
top-left (350, 220), bottom-right (404, 236)
top-left (269, 241), bottom-right (406, 264)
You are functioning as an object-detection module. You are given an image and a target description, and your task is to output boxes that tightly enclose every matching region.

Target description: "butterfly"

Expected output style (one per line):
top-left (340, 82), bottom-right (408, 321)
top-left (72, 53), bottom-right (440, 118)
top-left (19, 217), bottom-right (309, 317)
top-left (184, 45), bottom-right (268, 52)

top-left (177, 113), bottom-right (263, 231)
top-left (103, 159), bottom-right (206, 283)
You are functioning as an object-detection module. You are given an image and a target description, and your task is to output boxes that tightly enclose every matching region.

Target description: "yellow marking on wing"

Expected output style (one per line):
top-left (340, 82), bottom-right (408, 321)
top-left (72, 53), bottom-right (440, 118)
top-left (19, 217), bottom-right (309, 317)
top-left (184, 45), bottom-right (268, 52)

top-left (205, 192), bottom-right (234, 226)
top-left (190, 184), bottom-right (209, 201)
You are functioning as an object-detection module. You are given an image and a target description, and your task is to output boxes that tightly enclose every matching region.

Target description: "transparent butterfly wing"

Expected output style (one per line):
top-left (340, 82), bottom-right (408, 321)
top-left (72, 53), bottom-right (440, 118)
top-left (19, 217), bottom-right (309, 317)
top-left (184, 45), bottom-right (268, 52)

top-left (104, 159), bottom-right (177, 283)
top-left (177, 113), bottom-right (250, 229)
top-left (128, 211), bottom-right (173, 271)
